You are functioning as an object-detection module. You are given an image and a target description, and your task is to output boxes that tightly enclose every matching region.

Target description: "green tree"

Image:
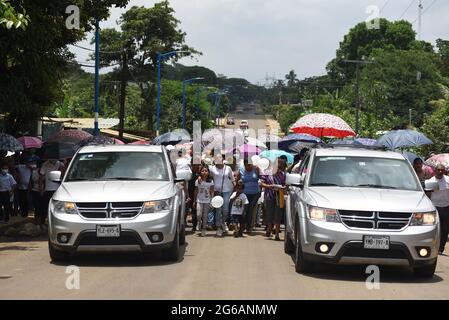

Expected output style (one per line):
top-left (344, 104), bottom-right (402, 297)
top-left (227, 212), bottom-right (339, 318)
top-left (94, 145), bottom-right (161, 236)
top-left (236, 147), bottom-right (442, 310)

top-left (95, 2), bottom-right (199, 135)
top-left (285, 70), bottom-right (298, 88)
top-left (0, 0), bottom-right (129, 134)
top-left (0, 0), bottom-right (29, 30)
top-left (327, 19), bottom-right (417, 84)
top-left (436, 39), bottom-right (449, 77)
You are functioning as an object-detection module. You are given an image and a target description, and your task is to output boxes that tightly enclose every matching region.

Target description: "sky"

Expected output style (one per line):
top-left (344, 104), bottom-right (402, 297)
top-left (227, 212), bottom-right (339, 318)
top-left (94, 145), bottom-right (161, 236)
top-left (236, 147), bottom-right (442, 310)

top-left (71, 0), bottom-right (449, 85)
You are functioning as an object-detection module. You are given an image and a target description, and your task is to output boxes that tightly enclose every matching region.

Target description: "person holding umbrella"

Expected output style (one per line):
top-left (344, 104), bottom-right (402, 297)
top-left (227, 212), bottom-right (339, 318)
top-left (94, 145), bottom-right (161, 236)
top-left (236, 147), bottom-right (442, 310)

top-left (39, 158), bottom-right (65, 226)
top-left (425, 164), bottom-right (449, 255)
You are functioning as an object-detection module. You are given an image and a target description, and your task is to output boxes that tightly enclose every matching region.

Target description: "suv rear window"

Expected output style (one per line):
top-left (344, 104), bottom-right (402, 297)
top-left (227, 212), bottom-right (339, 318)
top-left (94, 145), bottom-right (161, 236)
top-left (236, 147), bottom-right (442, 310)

top-left (66, 152), bottom-right (169, 182)
top-left (309, 156), bottom-right (421, 191)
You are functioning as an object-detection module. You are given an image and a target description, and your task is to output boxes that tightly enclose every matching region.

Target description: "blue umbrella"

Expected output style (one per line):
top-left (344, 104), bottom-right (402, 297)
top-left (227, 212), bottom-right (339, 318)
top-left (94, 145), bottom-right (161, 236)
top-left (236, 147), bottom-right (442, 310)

top-left (402, 151), bottom-right (424, 164)
top-left (356, 138), bottom-right (377, 146)
top-left (377, 130), bottom-right (433, 150)
top-left (330, 138), bottom-right (363, 145)
top-left (279, 134), bottom-right (321, 151)
top-left (260, 150), bottom-right (294, 165)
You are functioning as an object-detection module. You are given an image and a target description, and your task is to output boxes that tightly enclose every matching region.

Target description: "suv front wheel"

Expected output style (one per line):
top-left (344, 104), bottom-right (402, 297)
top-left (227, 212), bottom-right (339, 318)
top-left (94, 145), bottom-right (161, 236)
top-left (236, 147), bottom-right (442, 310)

top-left (164, 220), bottom-right (181, 261)
top-left (294, 225), bottom-right (313, 274)
top-left (48, 241), bottom-right (71, 262)
top-left (413, 260), bottom-right (437, 278)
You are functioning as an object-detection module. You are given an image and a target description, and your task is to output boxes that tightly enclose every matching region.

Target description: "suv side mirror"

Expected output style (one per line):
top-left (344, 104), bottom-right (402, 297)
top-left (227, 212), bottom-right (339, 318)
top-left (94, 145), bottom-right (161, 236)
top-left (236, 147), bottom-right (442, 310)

top-left (49, 171), bottom-right (62, 183)
top-left (286, 173), bottom-right (304, 189)
top-left (175, 170), bottom-right (192, 182)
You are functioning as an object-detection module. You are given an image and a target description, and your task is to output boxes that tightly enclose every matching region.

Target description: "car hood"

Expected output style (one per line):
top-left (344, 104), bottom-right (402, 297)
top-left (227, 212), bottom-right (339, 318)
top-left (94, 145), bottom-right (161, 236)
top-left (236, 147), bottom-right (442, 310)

top-left (54, 181), bottom-right (176, 203)
top-left (305, 187), bottom-right (434, 212)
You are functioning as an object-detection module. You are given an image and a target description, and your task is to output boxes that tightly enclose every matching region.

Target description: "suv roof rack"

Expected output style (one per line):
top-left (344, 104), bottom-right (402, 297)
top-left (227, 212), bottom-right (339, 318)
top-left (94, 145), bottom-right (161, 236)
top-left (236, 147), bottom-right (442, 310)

top-left (317, 144), bottom-right (389, 151)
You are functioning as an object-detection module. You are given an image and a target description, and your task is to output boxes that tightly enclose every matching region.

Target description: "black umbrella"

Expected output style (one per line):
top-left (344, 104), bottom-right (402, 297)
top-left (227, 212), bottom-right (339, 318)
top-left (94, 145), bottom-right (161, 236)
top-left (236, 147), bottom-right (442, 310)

top-left (73, 135), bottom-right (123, 149)
top-left (0, 133), bottom-right (24, 152)
top-left (39, 142), bottom-right (77, 160)
top-left (152, 130), bottom-right (191, 146)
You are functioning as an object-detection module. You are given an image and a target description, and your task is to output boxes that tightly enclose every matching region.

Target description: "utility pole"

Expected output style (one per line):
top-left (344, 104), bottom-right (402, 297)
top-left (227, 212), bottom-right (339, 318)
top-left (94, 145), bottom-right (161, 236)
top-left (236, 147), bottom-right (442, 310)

top-left (94, 17), bottom-right (100, 136)
top-left (418, 0), bottom-right (423, 40)
top-left (118, 50), bottom-right (128, 141)
top-left (343, 59), bottom-right (373, 135)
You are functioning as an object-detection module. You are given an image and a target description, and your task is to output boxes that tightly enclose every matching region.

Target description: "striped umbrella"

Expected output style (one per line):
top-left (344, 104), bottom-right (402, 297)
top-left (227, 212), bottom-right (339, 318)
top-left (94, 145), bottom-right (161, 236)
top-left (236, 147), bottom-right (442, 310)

top-left (290, 113), bottom-right (356, 138)
top-left (17, 136), bottom-right (42, 149)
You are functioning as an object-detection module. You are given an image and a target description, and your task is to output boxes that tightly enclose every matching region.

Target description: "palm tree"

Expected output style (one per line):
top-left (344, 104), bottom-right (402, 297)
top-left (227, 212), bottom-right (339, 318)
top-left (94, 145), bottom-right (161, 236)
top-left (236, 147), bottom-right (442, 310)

top-left (285, 70), bottom-right (298, 87)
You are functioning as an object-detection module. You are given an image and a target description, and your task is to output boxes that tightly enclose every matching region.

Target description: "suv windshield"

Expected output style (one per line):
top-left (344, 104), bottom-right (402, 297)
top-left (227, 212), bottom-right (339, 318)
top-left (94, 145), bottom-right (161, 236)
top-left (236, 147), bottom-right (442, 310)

top-left (309, 156), bottom-right (421, 191)
top-left (65, 152), bottom-right (169, 182)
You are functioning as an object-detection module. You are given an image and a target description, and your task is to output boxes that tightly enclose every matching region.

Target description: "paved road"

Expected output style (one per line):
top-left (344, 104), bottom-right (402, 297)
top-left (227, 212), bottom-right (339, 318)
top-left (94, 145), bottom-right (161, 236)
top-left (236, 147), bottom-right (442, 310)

top-left (1, 111), bottom-right (449, 300)
top-left (1, 232), bottom-right (449, 299)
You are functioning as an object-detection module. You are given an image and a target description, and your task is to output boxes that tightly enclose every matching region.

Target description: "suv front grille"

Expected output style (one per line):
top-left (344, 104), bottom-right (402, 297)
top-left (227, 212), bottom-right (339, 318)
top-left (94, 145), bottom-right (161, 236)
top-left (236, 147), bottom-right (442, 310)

top-left (76, 202), bottom-right (144, 220)
top-left (339, 210), bottom-right (412, 231)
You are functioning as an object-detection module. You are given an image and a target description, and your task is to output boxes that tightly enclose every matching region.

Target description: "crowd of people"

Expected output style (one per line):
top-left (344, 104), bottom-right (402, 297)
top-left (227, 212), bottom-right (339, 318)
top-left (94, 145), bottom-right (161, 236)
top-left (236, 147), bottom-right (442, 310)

top-left (0, 149), bottom-right (66, 232)
top-left (176, 149), bottom-right (291, 240)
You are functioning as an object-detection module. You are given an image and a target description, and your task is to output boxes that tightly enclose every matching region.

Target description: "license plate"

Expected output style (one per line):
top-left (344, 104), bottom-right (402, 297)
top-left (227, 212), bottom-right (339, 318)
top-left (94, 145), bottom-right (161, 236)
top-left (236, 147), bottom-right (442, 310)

top-left (96, 225), bottom-right (120, 238)
top-left (363, 236), bottom-right (390, 250)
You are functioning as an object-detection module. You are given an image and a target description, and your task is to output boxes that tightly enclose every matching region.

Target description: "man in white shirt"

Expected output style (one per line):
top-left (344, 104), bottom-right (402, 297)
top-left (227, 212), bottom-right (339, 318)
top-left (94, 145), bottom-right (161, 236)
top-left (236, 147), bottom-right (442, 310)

top-left (425, 164), bottom-right (449, 254)
top-left (0, 162), bottom-right (17, 223)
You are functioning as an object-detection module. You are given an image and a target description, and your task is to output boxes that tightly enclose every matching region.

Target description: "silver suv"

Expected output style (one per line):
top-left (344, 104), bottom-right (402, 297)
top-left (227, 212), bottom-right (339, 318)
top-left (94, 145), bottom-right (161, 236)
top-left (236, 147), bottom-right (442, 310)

top-left (284, 146), bottom-right (439, 278)
top-left (48, 145), bottom-right (190, 262)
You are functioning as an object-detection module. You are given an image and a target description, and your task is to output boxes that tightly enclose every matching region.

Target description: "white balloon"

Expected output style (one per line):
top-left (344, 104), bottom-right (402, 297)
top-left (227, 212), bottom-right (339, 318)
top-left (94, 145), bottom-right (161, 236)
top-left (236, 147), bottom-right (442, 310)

top-left (251, 155), bottom-right (260, 165)
top-left (211, 196), bottom-right (224, 209)
top-left (258, 158), bottom-right (270, 171)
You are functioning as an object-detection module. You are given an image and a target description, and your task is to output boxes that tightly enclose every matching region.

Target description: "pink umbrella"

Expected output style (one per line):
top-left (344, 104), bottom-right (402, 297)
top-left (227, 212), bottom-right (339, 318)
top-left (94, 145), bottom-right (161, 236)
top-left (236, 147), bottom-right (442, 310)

top-left (113, 138), bottom-right (125, 145)
top-left (17, 136), bottom-right (42, 149)
top-left (425, 154), bottom-right (449, 170)
top-left (47, 130), bottom-right (92, 144)
top-left (129, 140), bottom-right (152, 145)
top-left (290, 113), bottom-right (355, 138)
top-left (423, 165), bottom-right (435, 178)
top-left (239, 144), bottom-right (261, 155)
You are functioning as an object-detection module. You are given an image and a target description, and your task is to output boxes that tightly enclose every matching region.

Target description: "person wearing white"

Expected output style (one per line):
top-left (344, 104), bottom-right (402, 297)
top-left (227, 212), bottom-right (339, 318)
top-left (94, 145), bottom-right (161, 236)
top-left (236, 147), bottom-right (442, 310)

top-left (194, 166), bottom-right (214, 237)
top-left (209, 154), bottom-right (235, 236)
top-left (0, 164), bottom-right (17, 223)
top-left (40, 159), bottom-right (65, 224)
top-left (230, 181), bottom-right (249, 237)
top-left (425, 164), bottom-right (449, 254)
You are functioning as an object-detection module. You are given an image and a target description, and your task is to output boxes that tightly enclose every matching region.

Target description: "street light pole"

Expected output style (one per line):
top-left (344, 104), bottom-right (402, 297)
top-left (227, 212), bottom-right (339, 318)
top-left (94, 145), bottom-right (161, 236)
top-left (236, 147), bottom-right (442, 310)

top-left (155, 50), bottom-right (189, 136)
top-left (182, 77), bottom-right (204, 129)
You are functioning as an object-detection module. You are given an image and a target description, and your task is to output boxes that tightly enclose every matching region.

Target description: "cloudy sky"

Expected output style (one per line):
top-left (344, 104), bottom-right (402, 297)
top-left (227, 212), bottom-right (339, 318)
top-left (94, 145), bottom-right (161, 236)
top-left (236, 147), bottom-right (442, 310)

top-left (72, 0), bottom-right (449, 84)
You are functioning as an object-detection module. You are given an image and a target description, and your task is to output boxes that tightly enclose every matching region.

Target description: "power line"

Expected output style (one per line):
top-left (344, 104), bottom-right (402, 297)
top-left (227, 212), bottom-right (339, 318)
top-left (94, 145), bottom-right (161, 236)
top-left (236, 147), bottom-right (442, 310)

top-left (69, 44), bottom-right (121, 55)
top-left (412, 0), bottom-right (437, 23)
top-left (398, 0), bottom-right (417, 19)
top-left (380, 0), bottom-right (391, 14)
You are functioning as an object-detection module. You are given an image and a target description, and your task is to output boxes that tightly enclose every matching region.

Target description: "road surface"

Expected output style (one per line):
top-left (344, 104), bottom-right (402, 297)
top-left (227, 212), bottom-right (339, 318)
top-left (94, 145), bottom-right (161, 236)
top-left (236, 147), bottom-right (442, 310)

top-left (1, 111), bottom-right (449, 300)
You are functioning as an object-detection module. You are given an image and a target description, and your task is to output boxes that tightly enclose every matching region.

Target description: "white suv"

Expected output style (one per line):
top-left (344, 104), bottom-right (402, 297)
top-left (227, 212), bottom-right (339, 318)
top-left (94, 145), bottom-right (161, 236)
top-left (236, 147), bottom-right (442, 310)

top-left (284, 145), bottom-right (439, 278)
top-left (48, 145), bottom-right (190, 262)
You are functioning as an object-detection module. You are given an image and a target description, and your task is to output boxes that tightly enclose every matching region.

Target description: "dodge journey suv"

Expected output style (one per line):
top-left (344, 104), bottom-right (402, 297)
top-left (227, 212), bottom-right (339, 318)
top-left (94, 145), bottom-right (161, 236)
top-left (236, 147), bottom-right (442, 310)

top-left (284, 145), bottom-right (439, 278)
top-left (48, 145), bottom-right (190, 262)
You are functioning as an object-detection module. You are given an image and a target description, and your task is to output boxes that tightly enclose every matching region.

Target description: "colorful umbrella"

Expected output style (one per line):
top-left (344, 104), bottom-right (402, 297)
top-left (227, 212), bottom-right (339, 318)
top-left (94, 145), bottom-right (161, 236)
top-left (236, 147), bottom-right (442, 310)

top-left (260, 150), bottom-right (294, 165)
top-left (290, 113), bottom-right (356, 138)
top-left (0, 133), bottom-right (24, 152)
top-left (377, 130), bottom-right (432, 150)
top-left (239, 144), bottom-right (261, 156)
top-left (288, 141), bottom-right (318, 154)
top-left (17, 136), bottom-right (42, 149)
top-left (425, 154), bottom-right (449, 170)
top-left (129, 140), bottom-right (152, 145)
top-left (279, 133), bottom-right (321, 151)
top-left (47, 130), bottom-right (92, 144)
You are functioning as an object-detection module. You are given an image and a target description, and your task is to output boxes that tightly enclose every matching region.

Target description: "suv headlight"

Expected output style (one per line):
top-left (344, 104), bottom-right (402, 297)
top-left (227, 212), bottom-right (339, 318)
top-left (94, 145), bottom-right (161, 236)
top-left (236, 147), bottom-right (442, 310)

top-left (51, 200), bottom-right (77, 214)
top-left (142, 198), bottom-right (174, 214)
top-left (410, 211), bottom-right (437, 226)
top-left (308, 206), bottom-right (340, 223)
